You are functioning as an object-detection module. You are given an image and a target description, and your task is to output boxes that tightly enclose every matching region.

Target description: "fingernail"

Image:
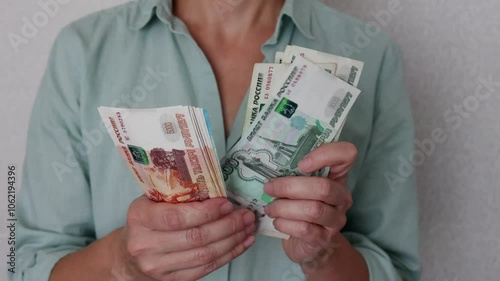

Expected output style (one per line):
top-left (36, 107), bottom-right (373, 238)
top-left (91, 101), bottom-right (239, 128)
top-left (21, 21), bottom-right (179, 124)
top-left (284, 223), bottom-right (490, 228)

top-left (263, 181), bottom-right (274, 194)
top-left (298, 156), bottom-right (312, 172)
top-left (243, 236), bottom-right (255, 248)
top-left (243, 212), bottom-right (255, 225)
top-left (263, 205), bottom-right (274, 218)
top-left (220, 202), bottom-right (233, 215)
top-left (245, 223), bottom-right (256, 235)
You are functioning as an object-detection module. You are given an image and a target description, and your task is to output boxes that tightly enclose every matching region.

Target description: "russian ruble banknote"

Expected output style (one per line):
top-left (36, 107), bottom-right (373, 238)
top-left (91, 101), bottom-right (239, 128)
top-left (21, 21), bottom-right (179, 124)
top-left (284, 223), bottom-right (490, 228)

top-left (246, 45), bottom-right (364, 135)
top-left (281, 45), bottom-right (365, 142)
top-left (223, 56), bottom-right (362, 238)
top-left (282, 45), bottom-right (364, 87)
top-left (243, 62), bottom-right (338, 131)
top-left (99, 106), bottom-right (226, 203)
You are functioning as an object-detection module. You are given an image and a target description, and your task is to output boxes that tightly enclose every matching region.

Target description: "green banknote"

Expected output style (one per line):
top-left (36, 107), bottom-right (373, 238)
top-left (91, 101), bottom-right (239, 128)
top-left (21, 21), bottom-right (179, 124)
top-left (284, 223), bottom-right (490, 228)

top-left (243, 63), bottom-right (336, 131)
top-left (282, 45), bottom-right (364, 87)
top-left (282, 45), bottom-right (365, 142)
top-left (222, 56), bottom-right (361, 238)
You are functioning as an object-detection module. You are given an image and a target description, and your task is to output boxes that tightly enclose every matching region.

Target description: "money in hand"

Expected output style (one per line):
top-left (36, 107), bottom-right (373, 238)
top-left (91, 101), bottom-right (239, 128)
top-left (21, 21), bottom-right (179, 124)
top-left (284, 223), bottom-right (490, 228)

top-left (224, 56), bottom-right (362, 238)
top-left (97, 45), bottom-right (364, 240)
top-left (99, 106), bottom-right (226, 203)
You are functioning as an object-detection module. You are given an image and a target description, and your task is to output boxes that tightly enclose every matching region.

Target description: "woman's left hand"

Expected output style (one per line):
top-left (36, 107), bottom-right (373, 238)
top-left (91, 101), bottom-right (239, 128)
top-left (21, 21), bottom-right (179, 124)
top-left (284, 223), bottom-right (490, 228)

top-left (263, 142), bottom-right (357, 264)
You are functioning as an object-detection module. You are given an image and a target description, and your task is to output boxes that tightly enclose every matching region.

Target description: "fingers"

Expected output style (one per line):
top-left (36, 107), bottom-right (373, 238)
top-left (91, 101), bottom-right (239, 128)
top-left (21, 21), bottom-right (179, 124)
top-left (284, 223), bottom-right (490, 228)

top-left (265, 199), bottom-right (345, 230)
top-left (150, 209), bottom-right (255, 253)
top-left (298, 142), bottom-right (357, 179)
top-left (125, 196), bottom-right (257, 281)
top-left (155, 223), bottom-right (256, 272)
top-left (272, 218), bottom-right (325, 243)
top-left (264, 176), bottom-right (350, 208)
top-left (129, 196), bottom-right (234, 231)
top-left (162, 236), bottom-right (255, 281)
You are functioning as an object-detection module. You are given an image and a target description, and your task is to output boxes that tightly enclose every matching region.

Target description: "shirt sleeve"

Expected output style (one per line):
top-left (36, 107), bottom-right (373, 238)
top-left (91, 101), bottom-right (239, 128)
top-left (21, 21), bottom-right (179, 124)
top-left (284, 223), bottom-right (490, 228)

top-left (13, 25), bottom-right (95, 281)
top-left (343, 43), bottom-right (421, 281)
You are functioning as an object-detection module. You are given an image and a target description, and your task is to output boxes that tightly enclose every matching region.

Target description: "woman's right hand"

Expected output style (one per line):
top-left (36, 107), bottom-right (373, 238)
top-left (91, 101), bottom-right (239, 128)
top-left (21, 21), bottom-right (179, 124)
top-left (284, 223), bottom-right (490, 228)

top-left (112, 195), bottom-right (256, 281)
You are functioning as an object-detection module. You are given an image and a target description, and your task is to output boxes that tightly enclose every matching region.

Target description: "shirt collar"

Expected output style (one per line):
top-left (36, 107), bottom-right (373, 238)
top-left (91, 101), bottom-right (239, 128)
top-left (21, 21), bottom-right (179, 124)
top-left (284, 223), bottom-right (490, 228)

top-left (129, 0), bottom-right (314, 39)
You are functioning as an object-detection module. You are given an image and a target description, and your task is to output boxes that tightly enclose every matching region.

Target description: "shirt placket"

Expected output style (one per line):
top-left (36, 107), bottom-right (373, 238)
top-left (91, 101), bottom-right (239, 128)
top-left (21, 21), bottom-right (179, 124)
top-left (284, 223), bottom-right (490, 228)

top-left (155, 4), bottom-right (297, 281)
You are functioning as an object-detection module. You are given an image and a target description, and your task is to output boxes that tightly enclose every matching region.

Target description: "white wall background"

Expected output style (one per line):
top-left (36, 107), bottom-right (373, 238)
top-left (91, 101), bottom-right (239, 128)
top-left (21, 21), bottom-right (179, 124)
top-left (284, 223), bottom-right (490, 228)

top-left (1, 0), bottom-right (499, 280)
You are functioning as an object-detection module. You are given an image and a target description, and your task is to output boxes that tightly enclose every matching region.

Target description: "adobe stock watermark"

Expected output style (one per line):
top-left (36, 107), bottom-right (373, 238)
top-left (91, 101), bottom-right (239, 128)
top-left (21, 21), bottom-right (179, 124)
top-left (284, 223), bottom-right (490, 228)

top-left (7, 0), bottom-right (73, 54)
top-left (213, 0), bottom-right (244, 20)
top-left (51, 65), bottom-right (170, 182)
top-left (384, 75), bottom-right (500, 189)
top-left (339, 0), bottom-right (410, 57)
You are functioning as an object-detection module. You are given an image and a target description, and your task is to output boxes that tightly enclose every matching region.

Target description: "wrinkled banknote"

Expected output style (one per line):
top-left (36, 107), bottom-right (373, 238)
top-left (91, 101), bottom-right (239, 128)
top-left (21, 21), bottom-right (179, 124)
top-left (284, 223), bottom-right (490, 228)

top-left (223, 56), bottom-right (361, 238)
top-left (283, 45), bottom-right (364, 87)
top-left (99, 106), bottom-right (226, 203)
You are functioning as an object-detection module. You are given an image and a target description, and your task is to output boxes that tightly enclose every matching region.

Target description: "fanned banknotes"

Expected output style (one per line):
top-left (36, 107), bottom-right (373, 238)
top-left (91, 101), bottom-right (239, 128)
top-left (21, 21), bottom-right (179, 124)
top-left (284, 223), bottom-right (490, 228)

top-left (245, 46), bottom-right (363, 131)
top-left (281, 45), bottom-right (364, 142)
top-left (99, 106), bottom-right (226, 203)
top-left (224, 55), bottom-right (362, 238)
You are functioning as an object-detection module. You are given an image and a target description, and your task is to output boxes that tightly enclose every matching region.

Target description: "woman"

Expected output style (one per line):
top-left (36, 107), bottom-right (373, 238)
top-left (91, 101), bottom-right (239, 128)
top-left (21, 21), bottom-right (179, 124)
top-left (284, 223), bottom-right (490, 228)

top-left (16, 0), bottom-right (421, 280)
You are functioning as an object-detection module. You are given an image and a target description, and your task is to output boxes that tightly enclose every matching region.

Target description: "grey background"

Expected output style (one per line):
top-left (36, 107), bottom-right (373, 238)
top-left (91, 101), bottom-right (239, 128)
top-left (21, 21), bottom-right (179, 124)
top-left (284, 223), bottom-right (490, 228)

top-left (1, 0), bottom-right (499, 280)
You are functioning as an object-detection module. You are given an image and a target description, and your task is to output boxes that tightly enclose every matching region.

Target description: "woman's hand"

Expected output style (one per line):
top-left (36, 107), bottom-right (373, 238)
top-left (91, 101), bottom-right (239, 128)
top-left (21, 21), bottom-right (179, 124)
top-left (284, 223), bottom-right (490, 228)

top-left (263, 142), bottom-right (357, 265)
top-left (113, 196), bottom-right (256, 281)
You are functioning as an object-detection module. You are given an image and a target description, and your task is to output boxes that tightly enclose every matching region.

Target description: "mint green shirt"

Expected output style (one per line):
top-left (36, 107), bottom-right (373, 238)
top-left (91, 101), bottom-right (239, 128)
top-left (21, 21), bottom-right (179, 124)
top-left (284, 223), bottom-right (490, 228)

top-left (15, 0), bottom-right (420, 280)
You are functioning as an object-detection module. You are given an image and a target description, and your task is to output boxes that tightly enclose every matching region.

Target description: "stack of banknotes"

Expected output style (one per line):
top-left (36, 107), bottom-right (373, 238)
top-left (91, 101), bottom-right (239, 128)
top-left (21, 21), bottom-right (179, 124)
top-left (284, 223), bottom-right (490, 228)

top-left (98, 106), bottom-right (226, 203)
top-left (99, 45), bottom-right (364, 239)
